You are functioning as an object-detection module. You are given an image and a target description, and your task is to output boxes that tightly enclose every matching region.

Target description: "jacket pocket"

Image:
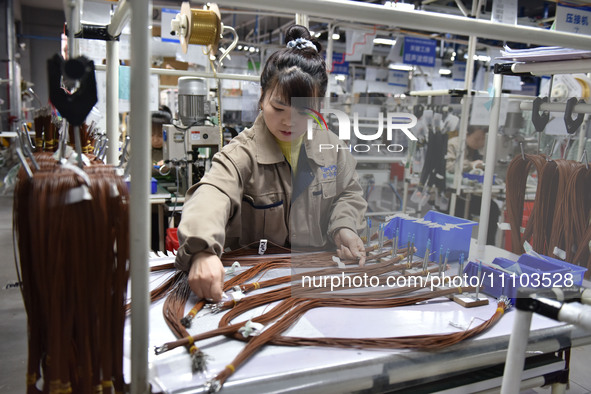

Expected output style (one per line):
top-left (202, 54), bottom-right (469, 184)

top-left (304, 181), bottom-right (337, 246)
top-left (241, 195), bottom-right (287, 246)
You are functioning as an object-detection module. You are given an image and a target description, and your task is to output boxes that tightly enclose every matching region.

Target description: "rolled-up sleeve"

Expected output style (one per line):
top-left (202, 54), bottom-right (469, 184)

top-left (175, 150), bottom-right (245, 271)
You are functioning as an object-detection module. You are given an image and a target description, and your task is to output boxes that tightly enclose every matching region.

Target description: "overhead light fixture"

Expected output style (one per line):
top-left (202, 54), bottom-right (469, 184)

top-left (384, 1), bottom-right (415, 10)
top-left (249, 46), bottom-right (255, 52)
top-left (315, 31), bottom-right (322, 38)
top-left (335, 74), bottom-right (346, 81)
top-left (462, 53), bottom-right (491, 62)
top-left (439, 68), bottom-right (452, 75)
top-left (237, 45), bottom-right (243, 50)
top-left (332, 33), bottom-right (340, 40)
top-left (243, 45), bottom-right (249, 51)
top-left (373, 38), bottom-right (396, 46)
top-left (388, 63), bottom-right (414, 71)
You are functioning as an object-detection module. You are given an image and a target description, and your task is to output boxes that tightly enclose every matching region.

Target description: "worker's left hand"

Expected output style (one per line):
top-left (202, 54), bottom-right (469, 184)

top-left (334, 228), bottom-right (366, 266)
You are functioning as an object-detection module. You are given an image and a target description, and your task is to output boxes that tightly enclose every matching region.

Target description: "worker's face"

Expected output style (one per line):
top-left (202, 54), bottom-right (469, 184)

top-left (466, 128), bottom-right (486, 150)
top-left (261, 89), bottom-right (308, 142)
top-left (152, 122), bottom-right (163, 149)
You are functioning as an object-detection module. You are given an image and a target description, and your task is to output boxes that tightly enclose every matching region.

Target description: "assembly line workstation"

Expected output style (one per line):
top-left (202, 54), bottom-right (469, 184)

top-left (124, 238), bottom-right (591, 394)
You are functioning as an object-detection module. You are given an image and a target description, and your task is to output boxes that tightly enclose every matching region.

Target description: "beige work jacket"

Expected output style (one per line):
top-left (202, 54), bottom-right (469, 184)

top-left (175, 113), bottom-right (367, 271)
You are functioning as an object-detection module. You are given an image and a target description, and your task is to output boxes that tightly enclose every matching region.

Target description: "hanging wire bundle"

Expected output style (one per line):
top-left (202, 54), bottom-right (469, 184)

top-left (32, 111), bottom-right (100, 156)
top-left (148, 241), bottom-right (510, 392)
top-left (506, 153), bottom-right (591, 276)
top-left (13, 154), bottom-right (129, 394)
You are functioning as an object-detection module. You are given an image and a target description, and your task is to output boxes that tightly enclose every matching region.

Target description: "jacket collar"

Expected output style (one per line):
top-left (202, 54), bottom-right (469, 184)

top-left (253, 112), bottom-right (327, 167)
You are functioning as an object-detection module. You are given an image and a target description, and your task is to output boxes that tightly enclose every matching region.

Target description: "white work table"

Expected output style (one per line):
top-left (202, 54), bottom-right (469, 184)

top-left (125, 247), bottom-right (591, 393)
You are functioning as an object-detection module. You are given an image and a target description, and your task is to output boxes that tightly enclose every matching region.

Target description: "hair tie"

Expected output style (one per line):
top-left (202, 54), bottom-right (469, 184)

top-left (286, 38), bottom-right (317, 52)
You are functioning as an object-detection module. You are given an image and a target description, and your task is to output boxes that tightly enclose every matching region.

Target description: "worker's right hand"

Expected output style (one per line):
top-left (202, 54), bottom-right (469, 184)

top-left (188, 251), bottom-right (225, 302)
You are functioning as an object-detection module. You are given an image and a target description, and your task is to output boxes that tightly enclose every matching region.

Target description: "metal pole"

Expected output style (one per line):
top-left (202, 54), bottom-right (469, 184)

top-left (500, 309), bottom-right (534, 394)
top-left (129, 0), bottom-right (151, 392)
top-left (450, 0), bottom-right (480, 216)
top-left (295, 13), bottom-right (309, 28)
top-left (512, 58), bottom-right (591, 75)
top-left (214, 0), bottom-right (591, 50)
top-left (325, 23), bottom-right (335, 98)
top-left (94, 64), bottom-right (260, 82)
top-left (106, 40), bottom-right (120, 165)
top-left (7, 0), bottom-right (21, 125)
top-left (476, 72), bottom-right (502, 256)
top-left (520, 101), bottom-right (591, 113)
top-left (65, 0), bottom-right (82, 58)
top-left (107, 0), bottom-right (131, 38)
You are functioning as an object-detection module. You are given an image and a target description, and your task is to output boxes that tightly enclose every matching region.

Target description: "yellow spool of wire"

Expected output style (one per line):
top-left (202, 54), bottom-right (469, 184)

top-left (175, 2), bottom-right (221, 54)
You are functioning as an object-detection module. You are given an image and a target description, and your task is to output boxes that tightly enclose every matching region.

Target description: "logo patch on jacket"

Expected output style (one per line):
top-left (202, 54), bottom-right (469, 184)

top-left (321, 165), bottom-right (337, 179)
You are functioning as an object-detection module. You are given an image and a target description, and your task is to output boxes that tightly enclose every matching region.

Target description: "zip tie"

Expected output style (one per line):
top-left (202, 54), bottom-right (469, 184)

top-left (225, 261), bottom-right (241, 275)
top-left (553, 246), bottom-right (566, 260)
top-left (226, 364), bottom-right (235, 373)
top-left (186, 335), bottom-right (195, 345)
top-left (332, 255), bottom-right (346, 268)
top-left (238, 319), bottom-right (264, 337)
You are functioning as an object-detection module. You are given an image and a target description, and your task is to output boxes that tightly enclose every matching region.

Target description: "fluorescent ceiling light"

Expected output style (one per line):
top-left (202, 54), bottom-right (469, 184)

top-left (384, 1), bottom-right (415, 10)
top-left (439, 68), bottom-right (452, 75)
top-left (463, 54), bottom-right (491, 62)
top-left (373, 38), bottom-right (397, 45)
top-left (332, 33), bottom-right (340, 40)
top-left (388, 63), bottom-right (414, 71)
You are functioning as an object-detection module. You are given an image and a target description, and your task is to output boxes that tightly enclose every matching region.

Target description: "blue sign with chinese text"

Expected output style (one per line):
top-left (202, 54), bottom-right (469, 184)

top-left (403, 37), bottom-right (437, 67)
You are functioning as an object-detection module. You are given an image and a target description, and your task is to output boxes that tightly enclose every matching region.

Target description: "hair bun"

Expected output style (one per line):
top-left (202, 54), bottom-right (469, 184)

top-left (284, 24), bottom-right (322, 52)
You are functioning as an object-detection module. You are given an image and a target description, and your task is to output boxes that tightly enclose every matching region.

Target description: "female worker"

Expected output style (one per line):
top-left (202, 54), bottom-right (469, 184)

top-left (175, 25), bottom-right (367, 301)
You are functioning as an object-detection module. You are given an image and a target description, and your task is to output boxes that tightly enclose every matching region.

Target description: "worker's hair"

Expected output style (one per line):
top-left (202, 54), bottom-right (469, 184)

top-left (467, 125), bottom-right (488, 135)
top-left (259, 25), bottom-right (327, 108)
top-left (152, 105), bottom-right (173, 125)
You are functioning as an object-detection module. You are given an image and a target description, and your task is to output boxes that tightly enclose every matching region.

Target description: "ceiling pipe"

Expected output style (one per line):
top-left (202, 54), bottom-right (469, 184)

top-left (213, 0), bottom-right (591, 50)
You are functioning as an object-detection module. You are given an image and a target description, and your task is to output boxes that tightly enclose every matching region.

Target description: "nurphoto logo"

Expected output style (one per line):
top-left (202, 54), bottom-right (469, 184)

top-left (305, 107), bottom-right (418, 153)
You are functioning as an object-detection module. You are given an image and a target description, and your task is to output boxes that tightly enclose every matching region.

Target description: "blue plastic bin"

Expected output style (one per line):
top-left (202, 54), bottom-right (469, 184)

top-left (125, 177), bottom-right (158, 194)
top-left (517, 253), bottom-right (587, 286)
top-left (464, 258), bottom-right (519, 300)
top-left (425, 211), bottom-right (476, 262)
top-left (462, 172), bottom-right (496, 184)
top-left (464, 254), bottom-right (587, 303)
top-left (383, 211), bottom-right (476, 262)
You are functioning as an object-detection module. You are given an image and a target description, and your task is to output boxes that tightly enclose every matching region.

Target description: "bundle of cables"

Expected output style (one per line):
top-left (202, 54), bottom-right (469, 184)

top-left (148, 242), bottom-right (511, 393)
top-left (505, 153), bottom-right (591, 276)
top-left (13, 152), bottom-right (129, 393)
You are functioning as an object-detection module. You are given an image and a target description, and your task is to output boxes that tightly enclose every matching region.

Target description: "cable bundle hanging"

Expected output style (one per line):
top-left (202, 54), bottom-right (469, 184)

top-left (506, 153), bottom-right (591, 277)
top-left (505, 153), bottom-right (547, 254)
top-left (13, 154), bottom-right (129, 394)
